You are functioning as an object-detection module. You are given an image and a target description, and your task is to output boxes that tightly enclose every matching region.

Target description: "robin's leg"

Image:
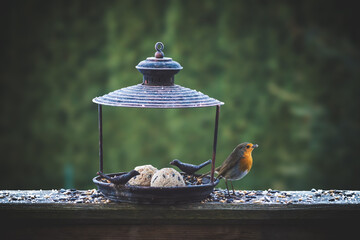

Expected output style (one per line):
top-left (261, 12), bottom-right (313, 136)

top-left (231, 181), bottom-right (236, 195)
top-left (225, 179), bottom-right (230, 196)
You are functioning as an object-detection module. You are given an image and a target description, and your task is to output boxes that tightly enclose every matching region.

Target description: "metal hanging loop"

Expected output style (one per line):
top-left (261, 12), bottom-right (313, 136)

top-left (155, 42), bottom-right (164, 58)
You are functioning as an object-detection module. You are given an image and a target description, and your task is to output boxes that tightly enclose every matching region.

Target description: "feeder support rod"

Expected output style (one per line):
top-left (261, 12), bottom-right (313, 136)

top-left (98, 104), bottom-right (103, 173)
top-left (211, 105), bottom-right (220, 183)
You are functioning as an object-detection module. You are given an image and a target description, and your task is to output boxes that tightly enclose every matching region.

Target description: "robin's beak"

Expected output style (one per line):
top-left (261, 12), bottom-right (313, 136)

top-left (252, 144), bottom-right (259, 148)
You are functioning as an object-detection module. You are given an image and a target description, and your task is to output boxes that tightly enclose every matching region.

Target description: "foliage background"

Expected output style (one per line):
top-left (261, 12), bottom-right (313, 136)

top-left (1, 0), bottom-right (359, 190)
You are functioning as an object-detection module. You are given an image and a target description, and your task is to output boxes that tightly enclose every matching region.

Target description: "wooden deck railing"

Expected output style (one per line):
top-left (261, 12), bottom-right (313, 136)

top-left (1, 190), bottom-right (359, 239)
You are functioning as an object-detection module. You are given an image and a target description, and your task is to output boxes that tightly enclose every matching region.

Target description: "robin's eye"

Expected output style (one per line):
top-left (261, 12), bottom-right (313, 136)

top-left (246, 145), bottom-right (250, 149)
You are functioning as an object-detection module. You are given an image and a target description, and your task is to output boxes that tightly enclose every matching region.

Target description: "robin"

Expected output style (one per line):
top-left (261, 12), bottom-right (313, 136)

top-left (203, 142), bottom-right (258, 195)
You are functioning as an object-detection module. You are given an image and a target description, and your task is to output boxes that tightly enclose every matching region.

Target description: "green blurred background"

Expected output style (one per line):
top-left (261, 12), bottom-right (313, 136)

top-left (1, 0), bottom-right (359, 190)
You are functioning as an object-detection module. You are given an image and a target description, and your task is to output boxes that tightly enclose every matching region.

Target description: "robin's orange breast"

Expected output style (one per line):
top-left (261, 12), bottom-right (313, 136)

top-left (222, 155), bottom-right (253, 181)
top-left (239, 153), bottom-right (253, 173)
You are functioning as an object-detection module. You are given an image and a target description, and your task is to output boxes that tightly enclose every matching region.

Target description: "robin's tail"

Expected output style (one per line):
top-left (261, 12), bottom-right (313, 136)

top-left (200, 167), bottom-right (221, 178)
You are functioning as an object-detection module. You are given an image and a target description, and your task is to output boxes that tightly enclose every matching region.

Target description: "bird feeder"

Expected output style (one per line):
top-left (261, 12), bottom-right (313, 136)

top-left (92, 42), bottom-right (224, 204)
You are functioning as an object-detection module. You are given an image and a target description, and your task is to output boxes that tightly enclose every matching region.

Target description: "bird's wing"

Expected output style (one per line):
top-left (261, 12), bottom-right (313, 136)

top-left (217, 154), bottom-right (241, 178)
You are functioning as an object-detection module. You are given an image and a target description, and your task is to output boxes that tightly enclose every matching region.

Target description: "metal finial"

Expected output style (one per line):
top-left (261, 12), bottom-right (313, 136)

top-left (155, 42), bottom-right (164, 58)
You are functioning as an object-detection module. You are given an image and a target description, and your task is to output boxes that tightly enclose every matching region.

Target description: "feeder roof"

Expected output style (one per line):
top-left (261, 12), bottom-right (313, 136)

top-left (92, 42), bottom-right (224, 108)
top-left (92, 84), bottom-right (224, 108)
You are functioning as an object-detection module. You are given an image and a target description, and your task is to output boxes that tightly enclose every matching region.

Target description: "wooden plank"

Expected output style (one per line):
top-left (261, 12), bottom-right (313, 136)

top-left (1, 202), bottom-right (360, 223)
top-left (1, 221), bottom-right (358, 240)
top-left (1, 190), bottom-right (360, 239)
top-left (0, 203), bottom-right (360, 223)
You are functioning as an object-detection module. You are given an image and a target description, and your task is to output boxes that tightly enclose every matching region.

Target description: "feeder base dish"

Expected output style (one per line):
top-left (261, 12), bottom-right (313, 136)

top-left (93, 172), bottom-right (219, 204)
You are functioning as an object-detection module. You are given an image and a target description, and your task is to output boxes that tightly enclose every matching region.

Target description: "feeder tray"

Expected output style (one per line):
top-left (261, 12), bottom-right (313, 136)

top-left (92, 42), bottom-right (224, 204)
top-left (93, 173), bottom-right (220, 204)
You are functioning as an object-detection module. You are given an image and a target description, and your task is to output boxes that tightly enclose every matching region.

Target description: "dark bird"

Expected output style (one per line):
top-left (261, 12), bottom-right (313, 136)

top-left (203, 142), bottom-right (258, 195)
top-left (170, 159), bottom-right (212, 175)
top-left (97, 170), bottom-right (140, 185)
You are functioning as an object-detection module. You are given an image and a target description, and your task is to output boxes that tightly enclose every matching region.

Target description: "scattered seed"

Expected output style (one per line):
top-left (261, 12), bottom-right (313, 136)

top-left (1, 187), bottom-right (359, 205)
